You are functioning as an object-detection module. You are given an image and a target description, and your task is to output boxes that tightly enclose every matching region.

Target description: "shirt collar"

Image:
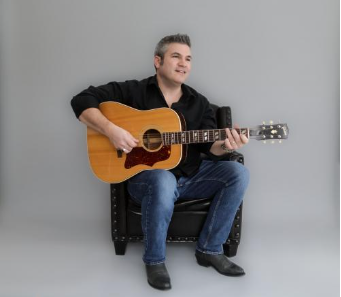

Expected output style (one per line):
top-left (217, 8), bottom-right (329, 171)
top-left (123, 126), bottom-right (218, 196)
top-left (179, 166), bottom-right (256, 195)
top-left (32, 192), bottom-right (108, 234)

top-left (148, 75), bottom-right (195, 100)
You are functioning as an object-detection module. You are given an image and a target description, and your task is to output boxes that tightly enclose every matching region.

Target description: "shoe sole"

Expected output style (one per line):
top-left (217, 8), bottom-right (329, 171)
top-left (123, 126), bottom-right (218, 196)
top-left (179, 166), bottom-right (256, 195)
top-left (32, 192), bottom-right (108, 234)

top-left (147, 280), bottom-right (172, 290)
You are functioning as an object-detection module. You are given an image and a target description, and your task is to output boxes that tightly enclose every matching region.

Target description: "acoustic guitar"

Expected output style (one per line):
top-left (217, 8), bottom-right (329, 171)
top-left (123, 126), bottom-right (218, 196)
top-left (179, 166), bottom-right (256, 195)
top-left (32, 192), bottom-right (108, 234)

top-left (87, 102), bottom-right (289, 183)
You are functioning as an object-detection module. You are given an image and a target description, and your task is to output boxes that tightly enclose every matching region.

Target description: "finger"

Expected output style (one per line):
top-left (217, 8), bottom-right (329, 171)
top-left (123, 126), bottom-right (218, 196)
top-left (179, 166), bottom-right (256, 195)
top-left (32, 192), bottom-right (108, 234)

top-left (231, 129), bottom-right (243, 147)
top-left (128, 133), bottom-right (139, 145)
top-left (126, 141), bottom-right (136, 151)
top-left (234, 124), bottom-right (249, 144)
top-left (226, 128), bottom-right (239, 149)
top-left (131, 136), bottom-right (139, 143)
top-left (127, 138), bottom-right (138, 148)
top-left (121, 145), bottom-right (134, 154)
top-left (224, 138), bottom-right (234, 150)
top-left (240, 134), bottom-right (249, 144)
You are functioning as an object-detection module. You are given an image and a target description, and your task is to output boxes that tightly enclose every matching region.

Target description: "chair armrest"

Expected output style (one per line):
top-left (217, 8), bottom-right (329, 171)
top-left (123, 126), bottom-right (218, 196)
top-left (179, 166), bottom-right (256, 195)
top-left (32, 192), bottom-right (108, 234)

top-left (203, 150), bottom-right (244, 164)
top-left (218, 151), bottom-right (244, 163)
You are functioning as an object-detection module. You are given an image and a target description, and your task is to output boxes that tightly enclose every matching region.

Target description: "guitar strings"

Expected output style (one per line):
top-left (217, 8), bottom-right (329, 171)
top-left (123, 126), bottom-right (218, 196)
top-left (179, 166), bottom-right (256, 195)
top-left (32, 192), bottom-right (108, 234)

top-left (137, 129), bottom-right (249, 136)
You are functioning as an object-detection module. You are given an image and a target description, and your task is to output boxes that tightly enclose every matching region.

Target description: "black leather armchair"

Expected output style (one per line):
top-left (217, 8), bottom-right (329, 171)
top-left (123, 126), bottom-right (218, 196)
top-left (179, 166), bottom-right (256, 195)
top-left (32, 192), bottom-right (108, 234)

top-left (110, 105), bottom-right (245, 257)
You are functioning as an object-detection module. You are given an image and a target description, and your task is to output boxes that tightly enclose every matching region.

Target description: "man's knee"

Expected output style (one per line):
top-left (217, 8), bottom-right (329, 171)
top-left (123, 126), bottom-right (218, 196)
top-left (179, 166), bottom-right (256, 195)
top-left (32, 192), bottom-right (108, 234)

top-left (146, 170), bottom-right (177, 191)
top-left (221, 161), bottom-right (250, 189)
top-left (132, 170), bottom-right (178, 205)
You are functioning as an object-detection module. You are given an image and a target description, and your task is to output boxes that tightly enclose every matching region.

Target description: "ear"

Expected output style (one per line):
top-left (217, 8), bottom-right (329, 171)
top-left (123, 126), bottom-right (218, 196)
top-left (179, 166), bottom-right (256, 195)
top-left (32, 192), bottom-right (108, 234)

top-left (154, 56), bottom-right (161, 70)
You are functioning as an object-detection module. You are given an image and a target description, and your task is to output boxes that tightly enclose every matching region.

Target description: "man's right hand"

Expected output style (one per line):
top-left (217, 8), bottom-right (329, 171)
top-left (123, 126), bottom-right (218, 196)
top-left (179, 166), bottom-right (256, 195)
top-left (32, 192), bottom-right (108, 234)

top-left (105, 124), bottom-right (139, 153)
top-left (79, 107), bottom-right (139, 153)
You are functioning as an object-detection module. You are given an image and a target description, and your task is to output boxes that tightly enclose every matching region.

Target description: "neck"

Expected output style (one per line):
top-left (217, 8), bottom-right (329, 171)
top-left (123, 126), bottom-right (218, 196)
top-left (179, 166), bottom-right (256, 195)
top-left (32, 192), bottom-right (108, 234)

top-left (156, 74), bottom-right (182, 98)
top-left (162, 128), bottom-right (250, 145)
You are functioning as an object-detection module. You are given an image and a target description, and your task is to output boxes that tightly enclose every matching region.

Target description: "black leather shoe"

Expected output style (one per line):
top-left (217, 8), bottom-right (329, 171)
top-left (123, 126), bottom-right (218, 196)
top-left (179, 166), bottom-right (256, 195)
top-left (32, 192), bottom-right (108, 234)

top-left (195, 250), bottom-right (245, 276)
top-left (145, 263), bottom-right (171, 290)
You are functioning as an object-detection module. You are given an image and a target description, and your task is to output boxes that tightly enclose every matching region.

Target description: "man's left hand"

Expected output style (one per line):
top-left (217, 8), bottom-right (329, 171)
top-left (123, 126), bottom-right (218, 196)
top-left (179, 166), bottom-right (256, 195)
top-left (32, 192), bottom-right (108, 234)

top-left (223, 124), bottom-right (249, 151)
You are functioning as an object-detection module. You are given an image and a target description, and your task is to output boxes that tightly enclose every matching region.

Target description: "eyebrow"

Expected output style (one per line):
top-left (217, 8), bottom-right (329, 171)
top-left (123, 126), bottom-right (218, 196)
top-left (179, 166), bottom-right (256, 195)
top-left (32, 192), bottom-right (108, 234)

top-left (171, 52), bottom-right (192, 59)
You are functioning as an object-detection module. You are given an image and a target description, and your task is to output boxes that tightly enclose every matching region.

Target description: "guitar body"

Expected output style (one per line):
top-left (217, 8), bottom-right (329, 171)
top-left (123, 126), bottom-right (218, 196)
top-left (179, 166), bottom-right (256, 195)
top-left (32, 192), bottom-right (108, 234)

top-left (87, 102), bottom-right (183, 183)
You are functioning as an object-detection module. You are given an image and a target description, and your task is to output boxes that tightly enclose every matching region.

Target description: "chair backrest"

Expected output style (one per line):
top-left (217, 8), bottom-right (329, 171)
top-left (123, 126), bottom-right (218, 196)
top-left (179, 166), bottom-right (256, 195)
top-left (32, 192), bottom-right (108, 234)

top-left (210, 104), bottom-right (233, 129)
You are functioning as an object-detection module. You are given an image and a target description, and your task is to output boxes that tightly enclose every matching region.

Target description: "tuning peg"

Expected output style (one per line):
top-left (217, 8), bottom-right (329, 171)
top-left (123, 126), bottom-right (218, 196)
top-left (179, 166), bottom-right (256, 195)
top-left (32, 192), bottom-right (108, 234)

top-left (269, 120), bottom-right (273, 125)
top-left (262, 121), bottom-right (266, 125)
top-left (271, 140), bottom-right (275, 144)
top-left (263, 141), bottom-right (267, 144)
top-left (279, 140), bottom-right (282, 144)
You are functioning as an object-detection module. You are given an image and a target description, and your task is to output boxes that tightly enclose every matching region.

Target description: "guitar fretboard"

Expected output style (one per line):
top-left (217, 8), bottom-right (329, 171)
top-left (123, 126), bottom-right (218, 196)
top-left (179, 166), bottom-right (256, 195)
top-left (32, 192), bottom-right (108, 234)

top-left (162, 128), bottom-right (249, 145)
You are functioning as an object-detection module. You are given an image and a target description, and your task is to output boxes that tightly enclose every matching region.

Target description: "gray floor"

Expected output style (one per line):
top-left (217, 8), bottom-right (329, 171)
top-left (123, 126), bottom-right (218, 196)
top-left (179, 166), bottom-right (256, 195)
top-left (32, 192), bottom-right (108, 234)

top-left (0, 214), bottom-right (339, 297)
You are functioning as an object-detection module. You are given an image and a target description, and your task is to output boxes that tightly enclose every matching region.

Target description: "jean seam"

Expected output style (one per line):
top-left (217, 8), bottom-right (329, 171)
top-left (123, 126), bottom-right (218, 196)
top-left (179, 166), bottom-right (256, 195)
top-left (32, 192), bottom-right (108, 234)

top-left (144, 184), bottom-right (152, 258)
top-left (202, 187), bottom-right (225, 251)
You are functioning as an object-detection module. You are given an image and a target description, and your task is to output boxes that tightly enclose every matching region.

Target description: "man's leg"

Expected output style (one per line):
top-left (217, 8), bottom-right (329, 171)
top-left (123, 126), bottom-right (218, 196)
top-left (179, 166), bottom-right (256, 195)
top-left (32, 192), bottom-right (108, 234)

top-left (177, 160), bottom-right (249, 275)
top-left (127, 169), bottom-right (179, 290)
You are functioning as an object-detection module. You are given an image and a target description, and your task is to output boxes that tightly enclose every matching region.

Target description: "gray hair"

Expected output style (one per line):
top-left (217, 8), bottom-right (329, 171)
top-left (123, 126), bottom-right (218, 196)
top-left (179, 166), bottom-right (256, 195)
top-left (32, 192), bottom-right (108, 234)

top-left (154, 34), bottom-right (191, 61)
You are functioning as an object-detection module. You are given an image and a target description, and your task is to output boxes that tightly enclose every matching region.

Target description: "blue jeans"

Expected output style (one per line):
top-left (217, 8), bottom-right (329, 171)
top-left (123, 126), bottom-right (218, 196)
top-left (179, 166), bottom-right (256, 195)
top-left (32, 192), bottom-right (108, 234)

top-left (127, 160), bottom-right (249, 265)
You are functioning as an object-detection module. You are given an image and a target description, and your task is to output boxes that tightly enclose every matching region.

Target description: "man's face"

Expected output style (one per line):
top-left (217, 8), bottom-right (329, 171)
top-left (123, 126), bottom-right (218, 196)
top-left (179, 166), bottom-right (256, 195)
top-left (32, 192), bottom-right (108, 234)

top-left (154, 43), bottom-right (192, 86)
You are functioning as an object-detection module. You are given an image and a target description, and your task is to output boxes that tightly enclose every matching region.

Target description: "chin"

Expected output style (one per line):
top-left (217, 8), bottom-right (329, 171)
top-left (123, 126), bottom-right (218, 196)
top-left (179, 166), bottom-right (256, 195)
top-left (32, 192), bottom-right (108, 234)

top-left (174, 76), bottom-right (188, 84)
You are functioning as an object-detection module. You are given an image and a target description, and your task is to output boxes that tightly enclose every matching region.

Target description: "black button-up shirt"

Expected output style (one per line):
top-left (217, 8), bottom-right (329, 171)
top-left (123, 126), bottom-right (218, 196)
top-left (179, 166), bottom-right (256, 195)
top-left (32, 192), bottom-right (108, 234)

top-left (71, 75), bottom-right (217, 177)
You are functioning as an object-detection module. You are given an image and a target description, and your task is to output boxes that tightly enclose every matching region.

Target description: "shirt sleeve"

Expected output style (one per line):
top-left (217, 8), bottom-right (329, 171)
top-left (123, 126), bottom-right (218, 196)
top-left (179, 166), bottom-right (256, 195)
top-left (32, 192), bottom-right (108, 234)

top-left (70, 80), bottom-right (136, 119)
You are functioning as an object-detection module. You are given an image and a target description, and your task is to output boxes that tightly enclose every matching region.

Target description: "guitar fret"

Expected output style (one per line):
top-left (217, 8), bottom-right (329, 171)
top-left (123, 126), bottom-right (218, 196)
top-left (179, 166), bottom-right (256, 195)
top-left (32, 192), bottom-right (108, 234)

top-left (221, 130), bottom-right (225, 140)
top-left (208, 131), bottom-right (214, 142)
top-left (203, 131), bottom-right (208, 142)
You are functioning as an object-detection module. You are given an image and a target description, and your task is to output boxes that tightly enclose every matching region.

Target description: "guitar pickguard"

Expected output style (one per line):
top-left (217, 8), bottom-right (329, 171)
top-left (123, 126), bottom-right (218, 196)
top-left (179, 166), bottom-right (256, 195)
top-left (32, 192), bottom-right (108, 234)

top-left (125, 145), bottom-right (171, 169)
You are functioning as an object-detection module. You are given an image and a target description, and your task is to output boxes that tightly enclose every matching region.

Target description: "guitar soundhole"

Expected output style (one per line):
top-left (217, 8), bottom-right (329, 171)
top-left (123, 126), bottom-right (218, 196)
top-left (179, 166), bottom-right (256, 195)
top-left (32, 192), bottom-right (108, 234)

top-left (143, 129), bottom-right (162, 151)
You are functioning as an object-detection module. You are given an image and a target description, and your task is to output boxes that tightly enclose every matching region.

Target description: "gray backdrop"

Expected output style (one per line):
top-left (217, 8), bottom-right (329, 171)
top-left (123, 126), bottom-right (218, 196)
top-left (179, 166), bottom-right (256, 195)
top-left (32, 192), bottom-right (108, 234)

top-left (0, 0), bottom-right (339, 296)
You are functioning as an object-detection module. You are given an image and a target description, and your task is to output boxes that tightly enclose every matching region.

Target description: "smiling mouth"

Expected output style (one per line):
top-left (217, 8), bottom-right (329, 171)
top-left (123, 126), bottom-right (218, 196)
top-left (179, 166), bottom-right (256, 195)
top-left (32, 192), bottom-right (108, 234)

top-left (175, 70), bottom-right (186, 74)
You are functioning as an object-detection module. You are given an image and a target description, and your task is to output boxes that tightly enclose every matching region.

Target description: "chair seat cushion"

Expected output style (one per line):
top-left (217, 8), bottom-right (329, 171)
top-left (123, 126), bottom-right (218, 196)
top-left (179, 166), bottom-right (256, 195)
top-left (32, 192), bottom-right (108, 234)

top-left (128, 197), bottom-right (212, 214)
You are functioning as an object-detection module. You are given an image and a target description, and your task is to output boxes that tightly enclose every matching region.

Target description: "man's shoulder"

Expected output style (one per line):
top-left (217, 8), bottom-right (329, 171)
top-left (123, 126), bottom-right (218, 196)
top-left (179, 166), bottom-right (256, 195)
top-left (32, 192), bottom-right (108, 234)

top-left (116, 75), bottom-right (154, 86)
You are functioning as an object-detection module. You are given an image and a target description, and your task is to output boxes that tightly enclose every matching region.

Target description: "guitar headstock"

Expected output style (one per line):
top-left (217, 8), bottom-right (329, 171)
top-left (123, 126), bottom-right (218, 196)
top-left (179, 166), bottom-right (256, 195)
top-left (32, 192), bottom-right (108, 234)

top-left (251, 122), bottom-right (289, 143)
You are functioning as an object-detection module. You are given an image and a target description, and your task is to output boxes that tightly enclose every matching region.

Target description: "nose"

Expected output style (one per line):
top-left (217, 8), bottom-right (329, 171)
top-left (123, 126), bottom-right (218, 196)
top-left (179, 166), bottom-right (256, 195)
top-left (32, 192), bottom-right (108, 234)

top-left (178, 57), bottom-right (187, 67)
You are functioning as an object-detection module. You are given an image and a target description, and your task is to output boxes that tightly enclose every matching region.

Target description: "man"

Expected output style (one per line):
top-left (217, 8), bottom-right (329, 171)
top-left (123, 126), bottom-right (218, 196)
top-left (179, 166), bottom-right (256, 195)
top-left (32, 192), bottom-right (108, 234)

top-left (71, 34), bottom-right (249, 290)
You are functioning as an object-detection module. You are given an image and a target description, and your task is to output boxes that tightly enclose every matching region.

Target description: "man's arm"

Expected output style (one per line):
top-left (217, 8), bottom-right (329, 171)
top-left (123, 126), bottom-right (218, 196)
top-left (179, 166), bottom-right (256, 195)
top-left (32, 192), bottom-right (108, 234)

top-left (72, 80), bottom-right (139, 153)
top-left (79, 108), bottom-right (139, 153)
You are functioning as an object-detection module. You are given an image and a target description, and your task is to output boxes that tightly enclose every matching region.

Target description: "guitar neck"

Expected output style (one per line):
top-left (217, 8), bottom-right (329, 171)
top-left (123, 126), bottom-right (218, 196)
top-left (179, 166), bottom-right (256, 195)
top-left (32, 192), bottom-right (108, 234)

top-left (162, 128), bottom-right (250, 145)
